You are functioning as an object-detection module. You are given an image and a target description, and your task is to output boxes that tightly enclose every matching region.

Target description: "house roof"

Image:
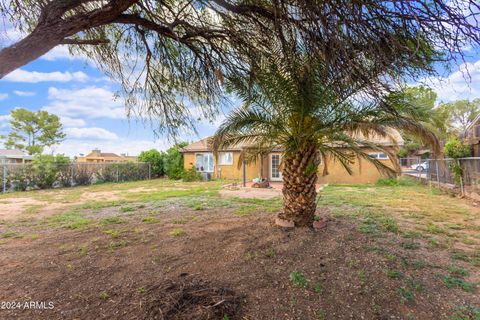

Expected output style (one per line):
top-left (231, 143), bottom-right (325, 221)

top-left (465, 112), bottom-right (480, 133)
top-left (84, 151), bottom-right (121, 158)
top-left (100, 153), bottom-right (121, 157)
top-left (0, 149), bottom-right (33, 160)
top-left (181, 137), bottom-right (247, 152)
top-left (181, 129), bottom-right (404, 153)
top-left (0, 149), bottom-right (26, 156)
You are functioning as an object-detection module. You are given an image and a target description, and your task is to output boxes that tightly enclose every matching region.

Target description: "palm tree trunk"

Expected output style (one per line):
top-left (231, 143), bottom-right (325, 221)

top-left (279, 144), bottom-right (319, 227)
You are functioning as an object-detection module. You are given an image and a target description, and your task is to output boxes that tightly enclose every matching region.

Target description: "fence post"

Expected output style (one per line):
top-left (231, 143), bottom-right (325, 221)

top-left (457, 159), bottom-right (465, 196)
top-left (116, 167), bottom-right (119, 183)
top-left (2, 165), bottom-right (6, 193)
top-left (417, 158), bottom-right (421, 179)
top-left (148, 163), bottom-right (151, 180)
top-left (435, 160), bottom-right (440, 187)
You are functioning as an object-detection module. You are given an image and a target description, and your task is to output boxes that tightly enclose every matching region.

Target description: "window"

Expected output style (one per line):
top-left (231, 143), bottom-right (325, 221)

top-left (369, 153), bottom-right (389, 160)
top-left (195, 153), bottom-right (214, 172)
top-left (270, 154), bottom-right (282, 180)
top-left (219, 152), bottom-right (233, 165)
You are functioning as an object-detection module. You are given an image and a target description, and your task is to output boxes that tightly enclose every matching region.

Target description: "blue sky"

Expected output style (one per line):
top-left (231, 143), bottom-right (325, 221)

top-left (0, 39), bottom-right (227, 156)
top-left (1, 30), bottom-right (480, 157)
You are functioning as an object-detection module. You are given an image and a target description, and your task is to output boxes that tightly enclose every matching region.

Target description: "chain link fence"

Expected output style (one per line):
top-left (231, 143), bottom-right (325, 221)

top-left (1, 162), bottom-right (151, 193)
top-left (400, 157), bottom-right (480, 200)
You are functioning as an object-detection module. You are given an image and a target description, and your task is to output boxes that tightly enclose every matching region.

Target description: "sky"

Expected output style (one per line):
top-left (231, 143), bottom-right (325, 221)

top-left (1, 29), bottom-right (480, 157)
top-left (0, 41), bottom-right (227, 157)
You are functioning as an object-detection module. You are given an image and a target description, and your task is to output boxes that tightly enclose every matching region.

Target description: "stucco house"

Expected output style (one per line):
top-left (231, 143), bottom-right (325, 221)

top-left (0, 149), bottom-right (33, 164)
top-left (76, 149), bottom-right (137, 163)
top-left (181, 130), bottom-right (404, 184)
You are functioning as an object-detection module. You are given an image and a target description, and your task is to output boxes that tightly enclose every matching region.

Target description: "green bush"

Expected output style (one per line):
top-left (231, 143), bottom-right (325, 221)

top-left (444, 138), bottom-right (471, 159)
top-left (138, 149), bottom-right (164, 176)
top-left (164, 143), bottom-right (188, 180)
top-left (397, 148), bottom-right (408, 158)
top-left (100, 162), bottom-right (147, 182)
top-left (181, 166), bottom-right (202, 182)
top-left (32, 154), bottom-right (70, 189)
top-left (444, 138), bottom-right (471, 185)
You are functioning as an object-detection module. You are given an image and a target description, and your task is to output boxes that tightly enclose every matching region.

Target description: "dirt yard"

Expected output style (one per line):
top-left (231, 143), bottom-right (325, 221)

top-left (0, 178), bottom-right (478, 319)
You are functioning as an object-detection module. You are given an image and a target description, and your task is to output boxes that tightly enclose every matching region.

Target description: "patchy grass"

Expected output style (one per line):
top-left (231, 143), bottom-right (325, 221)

top-left (1, 178), bottom-right (480, 319)
top-left (449, 305), bottom-right (480, 320)
top-left (142, 217), bottom-right (160, 224)
top-left (320, 179), bottom-right (480, 256)
top-left (384, 269), bottom-right (402, 279)
top-left (397, 286), bottom-right (414, 304)
top-left (234, 205), bottom-right (258, 216)
top-left (400, 241), bottom-right (420, 250)
top-left (1, 230), bottom-right (21, 239)
top-left (289, 271), bottom-right (307, 288)
top-left (169, 228), bottom-right (185, 237)
top-left (264, 248), bottom-right (277, 258)
top-left (451, 250), bottom-right (470, 262)
top-left (120, 206), bottom-right (136, 213)
top-left (100, 216), bottom-right (125, 225)
top-left (443, 275), bottom-right (476, 292)
top-left (103, 229), bottom-right (121, 238)
top-left (47, 211), bottom-right (94, 229)
top-left (99, 291), bottom-right (109, 301)
top-left (448, 265), bottom-right (470, 277)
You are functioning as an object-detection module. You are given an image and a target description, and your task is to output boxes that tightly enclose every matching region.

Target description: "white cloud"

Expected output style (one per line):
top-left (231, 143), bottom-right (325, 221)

top-left (65, 127), bottom-right (119, 140)
top-left (0, 93), bottom-right (8, 101)
top-left (13, 90), bottom-right (36, 97)
top-left (61, 116), bottom-right (86, 128)
top-left (41, 46), bottom-right (81, 61)
top-left (3, 69), bottom-right (89, 83)
top-left (422, 60), bottom-right (480, 103)
top-left (0, 115), bottom-right (11, 128)
top-left (43, 86), bottom-right (126, 119)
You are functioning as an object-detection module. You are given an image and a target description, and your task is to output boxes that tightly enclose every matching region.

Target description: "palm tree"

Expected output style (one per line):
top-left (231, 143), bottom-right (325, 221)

top-left (212, 54), bottom-right (438, 227)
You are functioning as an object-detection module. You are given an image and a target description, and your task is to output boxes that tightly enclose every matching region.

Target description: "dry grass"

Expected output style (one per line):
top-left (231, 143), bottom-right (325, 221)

top-left (0, 177), bottom-right (479, 319)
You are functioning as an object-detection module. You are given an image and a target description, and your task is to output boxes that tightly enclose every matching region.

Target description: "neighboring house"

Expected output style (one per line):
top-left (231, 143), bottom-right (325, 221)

top-left (181, 131), bottom-right (404, 184)
top-left (0, 149), bottom-right (33, 164)
top-left (76, 149), bottom-right (137, 163)
top-left (462, 113), bottom-right (480, 157)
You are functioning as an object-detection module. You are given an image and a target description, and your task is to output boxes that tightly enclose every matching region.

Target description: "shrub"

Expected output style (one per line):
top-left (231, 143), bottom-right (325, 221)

top-left (100, 162), bottom-right (146, 182)
top-left (164, 143), bottom-right (188, 180)
top-left (32, 154), bottom-right (70, 189)
top-left (444, 138), bottom-right (471, 185)
top-left (138, 149), bottom-right (164, 176)
top-left (444, 138), bottom-right (471, 159)
top-left (182, 166), bottom-right (202, 182)
top-left (397, 148), bottom-right (408, 158)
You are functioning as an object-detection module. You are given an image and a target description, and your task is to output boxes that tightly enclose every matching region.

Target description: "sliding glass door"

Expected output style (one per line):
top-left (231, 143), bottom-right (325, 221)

top-left (195, 153), bottom-right (214, 172)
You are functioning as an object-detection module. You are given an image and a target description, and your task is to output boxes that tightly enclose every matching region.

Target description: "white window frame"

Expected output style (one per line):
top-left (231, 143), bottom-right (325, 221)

top-left (368, 152), bottom-right (389, 160)
top-left (218, 152), bottom-right (233, 165)
top-left (195, 152), bottom-right (214, 172)
top-left (269, 153), bottom-right (283, 181)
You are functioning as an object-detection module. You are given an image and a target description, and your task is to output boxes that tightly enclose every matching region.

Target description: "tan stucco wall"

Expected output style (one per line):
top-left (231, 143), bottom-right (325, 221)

top-left (318, 158), bottom-right (394, 184)
top-left (183, 153), bottom-right (196, 170)
top-left (183, 148), bottom-right (398, 184)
